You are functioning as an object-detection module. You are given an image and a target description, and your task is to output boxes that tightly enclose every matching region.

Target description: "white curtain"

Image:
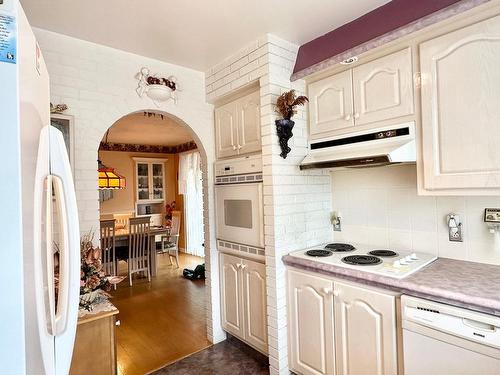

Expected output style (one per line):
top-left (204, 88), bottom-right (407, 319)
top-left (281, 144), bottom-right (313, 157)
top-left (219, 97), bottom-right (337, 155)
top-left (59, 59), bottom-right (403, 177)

top-left (178, 151), bottom-right (204, 258)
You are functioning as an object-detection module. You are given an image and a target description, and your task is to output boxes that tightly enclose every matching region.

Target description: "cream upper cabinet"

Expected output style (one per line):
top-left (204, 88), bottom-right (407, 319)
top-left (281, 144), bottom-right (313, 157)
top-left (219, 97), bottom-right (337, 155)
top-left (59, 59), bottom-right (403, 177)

top-left (287, 269), bottom-right (335, 375)
top-left (215, 102), bottom-right (238, 158)
top-left (308, 48), bottom-right (414, 139)
top-left (309, 70), bottom-right (354, 136)
top-left (237, 90), bottom-right (261, 155)
top-left (334, 281), bottom-right (398, 375)
top-left (215, 90), bottom-right (261, 159)
top-left (219, 253), bottom-right (268, 354)
top-left (220, 253), bottom-right (244, 338)
top-left (352, 48), bottom-right (413, 126)
top-left (241, 259), bottom-right (268, 353)
top-left (419, 15), bottom-right (500, 194)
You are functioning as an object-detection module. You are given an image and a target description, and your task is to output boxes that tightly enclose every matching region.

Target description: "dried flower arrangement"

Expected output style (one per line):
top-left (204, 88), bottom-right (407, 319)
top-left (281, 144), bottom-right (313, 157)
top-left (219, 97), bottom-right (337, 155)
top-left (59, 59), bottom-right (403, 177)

top-left (79, 232), bottom-right (123, 310)
top-left (274, 90), bottom-right (309, 158)
top-left (275, 89), bottom-right (309, 120)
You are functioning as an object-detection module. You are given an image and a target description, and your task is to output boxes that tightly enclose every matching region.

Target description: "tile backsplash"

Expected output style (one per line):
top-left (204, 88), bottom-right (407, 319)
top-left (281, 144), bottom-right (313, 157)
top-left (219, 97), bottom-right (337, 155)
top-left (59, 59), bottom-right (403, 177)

top-left (331, 164), bottom-right (500, 265)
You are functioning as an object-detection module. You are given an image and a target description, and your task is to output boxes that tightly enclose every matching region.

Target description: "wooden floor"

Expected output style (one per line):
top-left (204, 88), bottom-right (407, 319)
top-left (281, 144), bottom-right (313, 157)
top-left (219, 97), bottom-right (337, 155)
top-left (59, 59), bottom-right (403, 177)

top-left (110, 252), bottom-right (211, 375)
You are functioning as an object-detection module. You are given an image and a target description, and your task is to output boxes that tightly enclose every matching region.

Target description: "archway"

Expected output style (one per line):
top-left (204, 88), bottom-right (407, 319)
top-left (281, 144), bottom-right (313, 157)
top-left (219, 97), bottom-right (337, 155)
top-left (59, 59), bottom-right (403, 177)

top-left (95, 109), bottom-right (219, 373)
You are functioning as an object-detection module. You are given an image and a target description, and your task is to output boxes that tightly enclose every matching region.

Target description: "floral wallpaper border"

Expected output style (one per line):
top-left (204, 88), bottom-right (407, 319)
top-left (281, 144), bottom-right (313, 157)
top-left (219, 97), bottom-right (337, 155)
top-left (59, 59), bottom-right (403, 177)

top-left (99, 140), bottom-right (197, 154)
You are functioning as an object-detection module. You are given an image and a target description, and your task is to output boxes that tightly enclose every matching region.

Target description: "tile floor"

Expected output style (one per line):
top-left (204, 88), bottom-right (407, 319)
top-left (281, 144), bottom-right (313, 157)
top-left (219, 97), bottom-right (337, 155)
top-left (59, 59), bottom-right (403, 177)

top-left (151, 335), bottom-right (269, 374)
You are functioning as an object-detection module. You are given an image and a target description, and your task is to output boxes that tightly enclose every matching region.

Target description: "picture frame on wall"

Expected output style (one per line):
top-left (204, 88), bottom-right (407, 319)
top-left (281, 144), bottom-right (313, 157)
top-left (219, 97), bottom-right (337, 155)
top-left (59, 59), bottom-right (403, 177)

top-left (50, 113), bottom-right (74, 171)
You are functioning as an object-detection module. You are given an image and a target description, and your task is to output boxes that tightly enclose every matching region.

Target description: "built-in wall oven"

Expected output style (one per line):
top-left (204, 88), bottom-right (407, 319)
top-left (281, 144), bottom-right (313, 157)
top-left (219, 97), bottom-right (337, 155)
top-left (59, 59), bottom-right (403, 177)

top-left (215, 154), bottom-right (265, 258)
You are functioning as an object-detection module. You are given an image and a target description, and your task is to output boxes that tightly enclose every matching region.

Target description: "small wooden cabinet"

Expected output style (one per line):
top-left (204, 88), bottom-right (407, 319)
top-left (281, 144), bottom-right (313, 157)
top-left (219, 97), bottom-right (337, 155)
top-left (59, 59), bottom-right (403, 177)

top-left (70, 306), bottom-right (119, 375)
top-left (287, 268), bottom-right (399, 375)
top-left (220, 252), bottom-right (268, 354)
top-left (308, 48), bottom-right (413, 139)
top-left (419, 14), bottom-right (500, 194)
top-left (215, 90), bottom-right (261, 159)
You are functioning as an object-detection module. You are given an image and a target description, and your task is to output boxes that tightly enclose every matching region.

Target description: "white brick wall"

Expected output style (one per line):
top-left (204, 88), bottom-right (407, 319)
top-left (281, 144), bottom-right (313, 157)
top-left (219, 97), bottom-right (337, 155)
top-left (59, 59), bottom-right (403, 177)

top-left (34, 28), bottom-right (225, 344)
top-left (206, 34), bottom-right (333, 375)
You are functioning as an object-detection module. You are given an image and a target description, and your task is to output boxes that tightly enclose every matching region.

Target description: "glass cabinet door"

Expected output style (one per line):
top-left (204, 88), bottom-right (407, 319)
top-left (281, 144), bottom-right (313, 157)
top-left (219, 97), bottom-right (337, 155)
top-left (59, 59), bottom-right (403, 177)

top-left (152, 163), bottom-right (164, 200)
top-left (137, 163), bottom-right (150, 200)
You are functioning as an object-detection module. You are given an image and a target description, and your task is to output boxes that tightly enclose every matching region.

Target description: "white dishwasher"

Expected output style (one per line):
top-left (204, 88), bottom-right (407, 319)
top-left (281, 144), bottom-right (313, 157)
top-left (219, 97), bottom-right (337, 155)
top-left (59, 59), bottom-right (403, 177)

top-left (401, 295), bottom-right (500, 375)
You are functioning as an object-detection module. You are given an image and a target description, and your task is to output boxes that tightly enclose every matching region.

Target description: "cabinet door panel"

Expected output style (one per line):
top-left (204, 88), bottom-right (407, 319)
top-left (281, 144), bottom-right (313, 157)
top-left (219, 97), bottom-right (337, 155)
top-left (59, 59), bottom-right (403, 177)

top-left (237, 91), bottom-right (261, 155)
top-left (420, 15), bottom-right (500, 191)
top-left (309, 70), bottom-right (354, 137)
top-left (334, 282), bottom-right (397, 375)
top-left (353, 48), bottom-right (413, 126)
top-left (215, 102), bottom-right (238, 159)
top-left (288, 269), bottom-right (335, 375)
top-left (242, 259), bottom-right (267, 354)
top-left (220, 253), bottom-right (244, 338)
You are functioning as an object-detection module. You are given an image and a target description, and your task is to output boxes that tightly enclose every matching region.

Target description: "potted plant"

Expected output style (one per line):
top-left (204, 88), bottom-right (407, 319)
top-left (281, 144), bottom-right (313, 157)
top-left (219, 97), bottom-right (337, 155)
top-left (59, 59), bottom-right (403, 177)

top-left (275, 89), bottom-right (309, 158)
top-left (165, 200), bottom-right (177, 227)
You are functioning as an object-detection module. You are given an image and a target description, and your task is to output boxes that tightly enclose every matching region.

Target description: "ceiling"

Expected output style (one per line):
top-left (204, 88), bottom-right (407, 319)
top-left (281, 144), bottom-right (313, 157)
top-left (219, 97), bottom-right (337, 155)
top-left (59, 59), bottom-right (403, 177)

top-left (104, 112), bottom-right (194, 146)
top-left (21, 0), bottom-right (391, 71)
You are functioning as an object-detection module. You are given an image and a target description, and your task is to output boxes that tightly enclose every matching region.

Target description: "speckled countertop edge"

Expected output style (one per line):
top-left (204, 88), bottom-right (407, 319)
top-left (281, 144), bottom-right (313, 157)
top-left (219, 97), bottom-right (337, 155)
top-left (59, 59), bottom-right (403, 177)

top-left (282, 255), bottom-right (500, 317)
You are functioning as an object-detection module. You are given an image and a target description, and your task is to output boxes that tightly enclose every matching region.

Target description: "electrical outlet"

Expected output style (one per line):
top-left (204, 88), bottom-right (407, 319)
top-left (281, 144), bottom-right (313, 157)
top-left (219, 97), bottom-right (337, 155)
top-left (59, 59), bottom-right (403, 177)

top-left (447, 214), bottom-right (463, 242)
top-left (331, 212), bottom-right (342, 232)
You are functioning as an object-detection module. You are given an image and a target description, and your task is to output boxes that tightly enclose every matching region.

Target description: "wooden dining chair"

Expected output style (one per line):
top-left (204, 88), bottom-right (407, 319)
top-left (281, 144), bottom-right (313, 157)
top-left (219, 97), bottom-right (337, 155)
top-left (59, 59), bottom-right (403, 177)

top-left (127, 216), bottom-right (151, 286)
top-left (161, 210), bottom-right (181, 268)
top-left (100, 219), bottom-right (117, 290)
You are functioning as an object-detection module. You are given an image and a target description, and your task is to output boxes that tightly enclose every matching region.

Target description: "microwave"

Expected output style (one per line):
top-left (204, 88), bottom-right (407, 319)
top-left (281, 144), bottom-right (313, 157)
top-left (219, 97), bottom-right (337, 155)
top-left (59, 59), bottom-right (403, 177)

top-left (215, 155), bottom-right (264, 249)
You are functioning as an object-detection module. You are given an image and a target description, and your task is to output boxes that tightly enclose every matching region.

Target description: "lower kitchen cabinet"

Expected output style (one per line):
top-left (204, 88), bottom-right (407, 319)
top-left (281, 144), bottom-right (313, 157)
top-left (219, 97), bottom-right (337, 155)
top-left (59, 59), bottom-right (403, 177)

top-left (220, 252), bottom-right (268, 354)
top-left (334, 281), bottom-right (398, 375)
top-left (287, 268), bottom-right (399, 375)
top-left (287, 269), bottom-right (335, 375)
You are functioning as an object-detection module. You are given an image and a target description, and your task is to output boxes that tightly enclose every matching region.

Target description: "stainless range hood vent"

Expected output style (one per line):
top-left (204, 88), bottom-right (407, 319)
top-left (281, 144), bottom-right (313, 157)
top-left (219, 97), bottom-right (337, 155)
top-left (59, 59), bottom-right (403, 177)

top-left (300, 122), bottom-right (416, 170)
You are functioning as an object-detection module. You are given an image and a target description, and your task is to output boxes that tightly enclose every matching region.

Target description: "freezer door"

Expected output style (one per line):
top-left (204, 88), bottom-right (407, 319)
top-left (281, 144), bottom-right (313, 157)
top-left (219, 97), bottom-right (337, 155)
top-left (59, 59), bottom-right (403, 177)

top-left (34, 126), bottom-right (80, 375)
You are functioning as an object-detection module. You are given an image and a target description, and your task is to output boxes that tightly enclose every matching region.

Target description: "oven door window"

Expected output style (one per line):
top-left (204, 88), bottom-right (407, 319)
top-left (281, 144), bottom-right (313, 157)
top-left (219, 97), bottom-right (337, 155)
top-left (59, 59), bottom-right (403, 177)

top-left (224, 199), bottom-right (252, 229)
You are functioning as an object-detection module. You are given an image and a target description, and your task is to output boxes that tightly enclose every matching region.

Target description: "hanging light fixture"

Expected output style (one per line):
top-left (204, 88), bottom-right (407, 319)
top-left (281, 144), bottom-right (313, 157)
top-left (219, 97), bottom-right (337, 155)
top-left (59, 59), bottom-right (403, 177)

top-left (98, 160), bottom-right (126, 189)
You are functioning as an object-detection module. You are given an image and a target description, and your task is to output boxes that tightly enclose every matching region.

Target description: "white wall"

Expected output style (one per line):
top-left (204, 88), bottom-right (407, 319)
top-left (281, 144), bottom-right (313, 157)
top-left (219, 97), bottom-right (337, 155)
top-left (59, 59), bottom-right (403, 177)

top-left (206, 34), bottom-right (332, 375)
top-left (34, 28), bottom-right (224, 343)
top-left (331, 164), bottom-right (500, 264)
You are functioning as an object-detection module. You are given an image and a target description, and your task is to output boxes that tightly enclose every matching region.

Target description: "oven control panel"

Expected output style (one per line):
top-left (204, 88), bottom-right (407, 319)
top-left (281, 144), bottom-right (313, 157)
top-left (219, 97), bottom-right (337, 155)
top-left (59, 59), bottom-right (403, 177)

top-left (215, 154), bottom-right (262, 177)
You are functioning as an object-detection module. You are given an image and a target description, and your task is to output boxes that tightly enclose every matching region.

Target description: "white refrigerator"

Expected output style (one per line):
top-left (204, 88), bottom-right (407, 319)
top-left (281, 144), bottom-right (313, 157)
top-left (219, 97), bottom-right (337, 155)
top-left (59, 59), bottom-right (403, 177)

top-left (0, 1), bottom-right (81, 374)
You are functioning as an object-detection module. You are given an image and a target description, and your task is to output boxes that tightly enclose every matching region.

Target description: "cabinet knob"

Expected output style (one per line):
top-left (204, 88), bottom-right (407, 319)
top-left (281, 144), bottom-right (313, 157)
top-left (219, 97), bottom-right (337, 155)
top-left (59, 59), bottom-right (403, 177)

top-left (241, 264), bottom-right (247, 270)
top-left (322, 287), bottom-right (333, 296)
top-left (237, 144), bottom-right (242, 150)
top-left (354, 113), bottom-right (360, 119)
top-left (344, 114), bottom-right (351, 121)
top-left (232, 145), bottom-right (237, 151)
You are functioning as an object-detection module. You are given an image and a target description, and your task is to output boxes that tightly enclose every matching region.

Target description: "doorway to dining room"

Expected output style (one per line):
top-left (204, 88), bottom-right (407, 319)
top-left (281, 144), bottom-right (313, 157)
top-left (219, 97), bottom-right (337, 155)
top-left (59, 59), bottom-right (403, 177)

top-left (97, 110), bottom-right (209, 375)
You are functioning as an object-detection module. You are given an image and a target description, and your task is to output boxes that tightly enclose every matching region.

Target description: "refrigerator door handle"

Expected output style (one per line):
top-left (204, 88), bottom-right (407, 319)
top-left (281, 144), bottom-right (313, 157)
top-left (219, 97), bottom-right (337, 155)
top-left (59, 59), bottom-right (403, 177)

top-left (44, 174), bottom-right (57, 337)
top-left (49, 125), bottom-right (81, 375)
top-left (52, 175), bottom-right (70, 336)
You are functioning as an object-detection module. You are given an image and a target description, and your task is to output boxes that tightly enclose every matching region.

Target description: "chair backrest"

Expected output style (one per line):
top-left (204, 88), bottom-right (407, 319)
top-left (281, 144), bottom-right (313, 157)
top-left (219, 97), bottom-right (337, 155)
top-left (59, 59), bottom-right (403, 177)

top-left (170, 210), bottom-right (181, 236)
top-left (113, 212), bottom-right (134, 230)
top-left (128, 216), bottom-right (151, 263)
top-left (99, 219), bottom-right (116, 276)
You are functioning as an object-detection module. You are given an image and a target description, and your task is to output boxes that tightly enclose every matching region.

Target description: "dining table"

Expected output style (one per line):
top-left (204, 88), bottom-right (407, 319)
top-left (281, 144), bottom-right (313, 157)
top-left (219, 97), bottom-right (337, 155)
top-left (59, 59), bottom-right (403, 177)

top-left (114, 226), bottom-right (171, 277)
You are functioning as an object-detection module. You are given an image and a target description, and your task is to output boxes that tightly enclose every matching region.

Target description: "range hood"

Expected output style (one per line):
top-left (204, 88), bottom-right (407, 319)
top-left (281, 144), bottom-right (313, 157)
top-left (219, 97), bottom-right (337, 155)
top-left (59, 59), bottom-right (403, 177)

top-left (300, 123), bottom-right (416, 170)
